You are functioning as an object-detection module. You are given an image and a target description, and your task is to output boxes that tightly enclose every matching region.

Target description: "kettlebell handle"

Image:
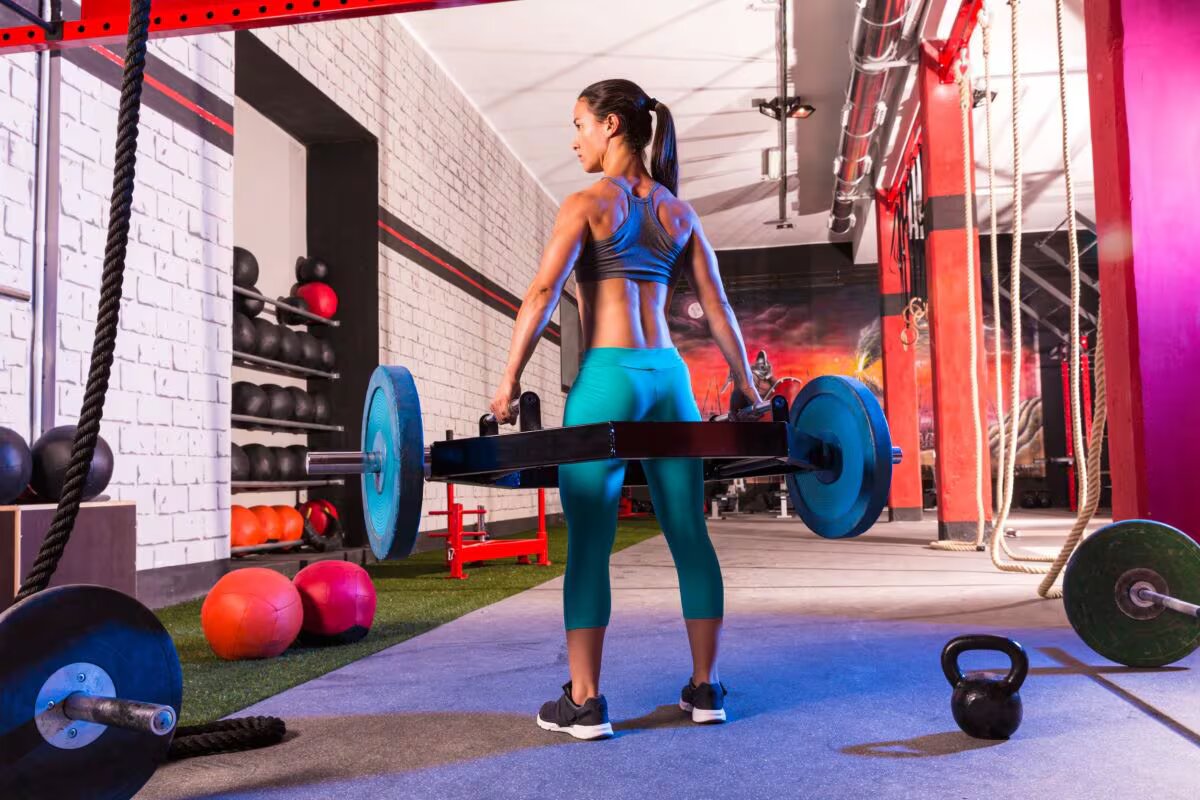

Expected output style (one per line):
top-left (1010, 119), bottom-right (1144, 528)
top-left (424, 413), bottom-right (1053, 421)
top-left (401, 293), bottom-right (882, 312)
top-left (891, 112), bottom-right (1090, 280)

top-left (941, 635), bottom-right (1028, 693)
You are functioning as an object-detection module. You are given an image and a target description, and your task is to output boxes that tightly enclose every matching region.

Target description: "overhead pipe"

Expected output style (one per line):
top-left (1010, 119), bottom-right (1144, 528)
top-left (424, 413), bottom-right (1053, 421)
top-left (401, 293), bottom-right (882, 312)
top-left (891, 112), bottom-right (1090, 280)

top-left (828, 0), bottom-right (914, 234)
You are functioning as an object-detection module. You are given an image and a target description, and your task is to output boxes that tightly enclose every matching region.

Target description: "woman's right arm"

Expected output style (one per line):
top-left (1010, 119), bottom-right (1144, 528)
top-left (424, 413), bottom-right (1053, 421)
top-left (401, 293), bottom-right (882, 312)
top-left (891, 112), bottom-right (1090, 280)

top-left (683, 213), bottom-right (760, 404)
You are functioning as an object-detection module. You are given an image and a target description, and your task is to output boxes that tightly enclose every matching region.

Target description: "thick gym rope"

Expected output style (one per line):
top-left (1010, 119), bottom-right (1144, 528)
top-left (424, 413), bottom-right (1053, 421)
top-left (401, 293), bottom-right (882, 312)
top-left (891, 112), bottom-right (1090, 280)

top-left (1034, 0), bottom-right (1109, 598)
top-left (13, 0), bottom-right (284, 758)
top-left (927, 63), bottom-right (988, 553)
top-left (970, 0), bottom-right (1106, 587)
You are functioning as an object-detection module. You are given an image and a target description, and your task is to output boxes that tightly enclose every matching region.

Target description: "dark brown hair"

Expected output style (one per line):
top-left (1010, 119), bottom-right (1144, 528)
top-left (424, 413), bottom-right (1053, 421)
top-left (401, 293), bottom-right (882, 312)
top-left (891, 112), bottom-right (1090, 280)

top-left (579, 79), bottom-right (678, 195)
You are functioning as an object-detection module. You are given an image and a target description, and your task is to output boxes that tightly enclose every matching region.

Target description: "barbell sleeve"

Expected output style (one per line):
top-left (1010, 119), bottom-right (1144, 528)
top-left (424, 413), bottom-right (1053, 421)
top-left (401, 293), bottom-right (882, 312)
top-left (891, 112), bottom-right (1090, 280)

top-left (306, 451), bottom-right (383, 476)
top-left (62, 693), bottom-right (177, 737)
top-left (892, 446), bottom-right (903, 464)
top-left (1135, 588), bottom-right (1200, 619)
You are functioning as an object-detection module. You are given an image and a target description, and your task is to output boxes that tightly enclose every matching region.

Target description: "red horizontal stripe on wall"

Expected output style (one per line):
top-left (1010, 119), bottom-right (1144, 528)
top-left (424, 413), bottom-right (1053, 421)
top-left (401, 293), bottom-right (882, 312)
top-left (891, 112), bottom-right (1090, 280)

top-left (92, 45), bottom-right (235, 136)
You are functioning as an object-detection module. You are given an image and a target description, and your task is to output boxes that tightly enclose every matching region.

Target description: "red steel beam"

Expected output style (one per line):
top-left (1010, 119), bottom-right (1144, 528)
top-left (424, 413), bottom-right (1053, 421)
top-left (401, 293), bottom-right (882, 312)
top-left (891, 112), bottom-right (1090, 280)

top-left (880, 0), bottom-right (983, 208)
top-left (935, 0), bottom-right (984, 82)
top-left (0, 0), bottom-right (512, 54)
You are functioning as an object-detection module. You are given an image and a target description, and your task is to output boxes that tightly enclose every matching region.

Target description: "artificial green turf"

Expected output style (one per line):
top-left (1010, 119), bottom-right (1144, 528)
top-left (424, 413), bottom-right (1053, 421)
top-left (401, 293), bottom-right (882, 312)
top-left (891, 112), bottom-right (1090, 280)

top-left (157, 520), bottom-right (663, 725)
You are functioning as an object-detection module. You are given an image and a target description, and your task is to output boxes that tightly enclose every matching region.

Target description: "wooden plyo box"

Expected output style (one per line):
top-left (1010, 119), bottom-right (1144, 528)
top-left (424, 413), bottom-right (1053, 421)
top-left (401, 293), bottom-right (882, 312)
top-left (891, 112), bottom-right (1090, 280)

top-left (0, 501), bottom-right (136, 612)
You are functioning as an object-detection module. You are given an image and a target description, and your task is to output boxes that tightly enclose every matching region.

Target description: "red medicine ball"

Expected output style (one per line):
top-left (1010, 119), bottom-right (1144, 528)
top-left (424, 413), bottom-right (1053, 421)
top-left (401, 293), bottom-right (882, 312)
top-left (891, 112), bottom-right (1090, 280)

top-left (293, 561), bottom-right (377, 645)
top-left (294, 282), bottom-right (338, 319)
top-left (201, 568), bottom-right (303, 660)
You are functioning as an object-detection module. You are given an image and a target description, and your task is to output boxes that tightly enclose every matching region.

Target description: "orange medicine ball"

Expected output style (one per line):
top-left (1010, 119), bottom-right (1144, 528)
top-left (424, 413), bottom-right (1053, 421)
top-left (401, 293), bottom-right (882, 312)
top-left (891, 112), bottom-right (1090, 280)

top-left (273, 505), bottom-right (304, 542)
top-left (231, 505), bottom-right (265, 547)
top-left (249, 505), bottom-right (282, 542)
top-left (201, 568), bottom-right (303, 660)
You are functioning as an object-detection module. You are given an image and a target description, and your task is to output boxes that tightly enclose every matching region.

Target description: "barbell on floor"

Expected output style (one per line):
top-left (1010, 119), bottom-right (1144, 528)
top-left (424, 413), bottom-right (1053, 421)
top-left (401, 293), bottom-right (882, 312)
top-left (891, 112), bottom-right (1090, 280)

top-left (1063, 519), bottom-right (1200, 667)
top-left (1, 585), bottom-right (184, 800)
top-left (305, 365), bottom-right (902, 561)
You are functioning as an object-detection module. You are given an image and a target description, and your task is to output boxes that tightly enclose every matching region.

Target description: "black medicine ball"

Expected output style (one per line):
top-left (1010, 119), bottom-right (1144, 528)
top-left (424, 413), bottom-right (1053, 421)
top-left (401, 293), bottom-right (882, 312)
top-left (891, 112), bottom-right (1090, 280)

top-left (262, 384), bottom-right (295, 420)
top-left (311, 393), bottom-right (332, 424)
top-left (242, 444), bottom-right (276, 482)
top-left (253, 319), bottom-right (280, 360)
top-left (231, 444), bottom-right (250, 481)
top-left (233, 246), bottom-right (259, 287)
top-left (30, 425), bottom-right (114, 501)
top-left (232, 382), bottom-right (268, 417)
top-left (277, 325), bottom-right (302, 365)
top-left (235, 286), bottom-right (265, 318)
top-left (233, 313), bottom-right (256, 354)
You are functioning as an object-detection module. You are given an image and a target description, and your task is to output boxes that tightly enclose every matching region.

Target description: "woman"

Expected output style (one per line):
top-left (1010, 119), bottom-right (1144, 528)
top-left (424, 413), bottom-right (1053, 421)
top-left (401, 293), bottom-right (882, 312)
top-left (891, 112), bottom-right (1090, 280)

top-left (490, 79), bottom-right (761, 740)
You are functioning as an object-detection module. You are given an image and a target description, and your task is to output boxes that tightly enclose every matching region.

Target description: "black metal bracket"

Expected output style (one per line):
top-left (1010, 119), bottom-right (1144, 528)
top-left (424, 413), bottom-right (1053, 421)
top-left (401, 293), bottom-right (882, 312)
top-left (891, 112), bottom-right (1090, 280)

top-left (1, 0), bottom-right (63, 37)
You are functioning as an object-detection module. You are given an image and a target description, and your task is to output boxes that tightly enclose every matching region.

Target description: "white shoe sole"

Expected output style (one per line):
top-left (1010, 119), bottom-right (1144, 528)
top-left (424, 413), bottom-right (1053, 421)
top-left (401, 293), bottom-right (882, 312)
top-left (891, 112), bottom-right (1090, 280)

top-left (536, 715), bottom-right (614, 740)
top-left (680, 700), bottom-right (727, 724)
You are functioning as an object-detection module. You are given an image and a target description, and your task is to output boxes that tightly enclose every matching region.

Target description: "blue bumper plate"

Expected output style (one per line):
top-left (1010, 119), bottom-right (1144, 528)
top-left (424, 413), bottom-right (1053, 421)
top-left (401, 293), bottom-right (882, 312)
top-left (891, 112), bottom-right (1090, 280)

top-left (786, 376), bottom-right (893, 539)
top-left (361, 365), bottom-right (424, 560)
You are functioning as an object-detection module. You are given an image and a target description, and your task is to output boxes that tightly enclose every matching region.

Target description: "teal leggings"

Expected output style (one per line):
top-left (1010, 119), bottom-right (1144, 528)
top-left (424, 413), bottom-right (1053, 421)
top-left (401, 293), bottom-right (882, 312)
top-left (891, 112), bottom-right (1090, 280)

top-left (558, 347), bottom-right (723, 630)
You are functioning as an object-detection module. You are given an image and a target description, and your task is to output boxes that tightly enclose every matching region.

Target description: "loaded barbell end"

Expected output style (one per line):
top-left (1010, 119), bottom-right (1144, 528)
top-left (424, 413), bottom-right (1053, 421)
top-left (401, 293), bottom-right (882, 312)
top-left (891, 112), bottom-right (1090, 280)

top-left (1133, 586), bottom-right (1200, 619)
top-left (62, 693), bottom-right (178, 736)
top-left (305, 450), bottom-right (384, 476)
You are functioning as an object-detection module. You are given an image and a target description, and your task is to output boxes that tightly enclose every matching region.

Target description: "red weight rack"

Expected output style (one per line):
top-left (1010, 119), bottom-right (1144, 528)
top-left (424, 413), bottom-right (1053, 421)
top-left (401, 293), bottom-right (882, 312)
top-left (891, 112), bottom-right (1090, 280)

top-left (428, 482), bottom-right (550, 580)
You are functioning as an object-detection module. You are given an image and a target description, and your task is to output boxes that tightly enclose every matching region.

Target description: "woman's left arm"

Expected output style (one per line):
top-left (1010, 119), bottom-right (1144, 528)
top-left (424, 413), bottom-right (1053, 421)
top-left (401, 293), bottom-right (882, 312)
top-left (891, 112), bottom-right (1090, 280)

top-left (491, 193), bottom-right (590, 421)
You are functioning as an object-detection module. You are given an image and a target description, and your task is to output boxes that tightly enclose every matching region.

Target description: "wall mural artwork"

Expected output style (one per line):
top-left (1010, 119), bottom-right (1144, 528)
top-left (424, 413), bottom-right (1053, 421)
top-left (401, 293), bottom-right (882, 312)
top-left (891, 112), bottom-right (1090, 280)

top-left (668, 281), bottom-right (1045, 477)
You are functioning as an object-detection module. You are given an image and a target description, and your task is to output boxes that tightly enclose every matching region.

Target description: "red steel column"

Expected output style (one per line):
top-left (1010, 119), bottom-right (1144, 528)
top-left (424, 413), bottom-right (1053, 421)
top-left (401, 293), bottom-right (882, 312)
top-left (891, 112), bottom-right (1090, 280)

top-left (917, 43), bottom-right (993, 541)
top-left (1084, 0), bottom-right (1200, 541)
top-left (876, 195), bottom-right (923, 521)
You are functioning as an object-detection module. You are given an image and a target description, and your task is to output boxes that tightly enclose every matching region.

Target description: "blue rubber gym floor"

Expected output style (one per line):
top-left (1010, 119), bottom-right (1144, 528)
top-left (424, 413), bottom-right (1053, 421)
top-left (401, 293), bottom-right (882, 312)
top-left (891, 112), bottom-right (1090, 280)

top-left (140, 511), bottom-right (1200, 799)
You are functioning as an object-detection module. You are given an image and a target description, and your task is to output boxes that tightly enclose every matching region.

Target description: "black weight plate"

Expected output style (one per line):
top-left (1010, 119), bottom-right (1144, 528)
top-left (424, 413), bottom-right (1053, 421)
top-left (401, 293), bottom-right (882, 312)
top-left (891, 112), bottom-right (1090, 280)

top-left (0, 585), bottom-right (183, 800)
top-left (1063, 519), bottom-right (1200, 667)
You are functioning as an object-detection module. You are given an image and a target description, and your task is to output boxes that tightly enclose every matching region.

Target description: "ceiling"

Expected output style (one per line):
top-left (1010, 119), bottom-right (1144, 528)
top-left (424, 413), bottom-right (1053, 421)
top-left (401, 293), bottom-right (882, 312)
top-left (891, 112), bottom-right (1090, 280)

top-left (405, 0), bottom-right (1096, 255)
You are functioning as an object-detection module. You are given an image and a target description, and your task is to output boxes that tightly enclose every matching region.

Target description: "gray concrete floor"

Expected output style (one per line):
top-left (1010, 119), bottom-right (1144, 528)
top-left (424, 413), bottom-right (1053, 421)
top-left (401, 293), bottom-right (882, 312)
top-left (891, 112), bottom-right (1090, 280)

top-left (140, 510), bottom-right (1200, 799)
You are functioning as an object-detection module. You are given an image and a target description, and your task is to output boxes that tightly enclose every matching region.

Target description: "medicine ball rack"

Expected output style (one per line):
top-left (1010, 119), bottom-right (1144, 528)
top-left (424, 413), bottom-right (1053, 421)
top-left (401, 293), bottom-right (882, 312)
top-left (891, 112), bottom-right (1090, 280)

top-left (231, 279), bottom-right (343, 501)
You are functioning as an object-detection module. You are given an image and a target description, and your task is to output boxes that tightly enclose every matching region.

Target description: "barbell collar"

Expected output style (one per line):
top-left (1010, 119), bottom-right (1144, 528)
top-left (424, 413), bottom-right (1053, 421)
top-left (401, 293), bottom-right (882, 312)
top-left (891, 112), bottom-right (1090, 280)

top-left (306, 450), bottom-right (383, 476)
top-left (61, 692), bottom-right (177, 737)
top-left (1134, 587), bottom-right (1200, 619)
top-left (892, 446), bottom-right (903, 464)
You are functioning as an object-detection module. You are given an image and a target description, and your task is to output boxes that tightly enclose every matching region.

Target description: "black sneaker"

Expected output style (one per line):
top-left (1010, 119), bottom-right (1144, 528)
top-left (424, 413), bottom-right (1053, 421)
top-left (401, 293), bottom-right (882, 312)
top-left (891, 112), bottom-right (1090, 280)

top-left (536, 682), bottom-right (614, 740)
top-left (680, 679), bottom-right (728, 724)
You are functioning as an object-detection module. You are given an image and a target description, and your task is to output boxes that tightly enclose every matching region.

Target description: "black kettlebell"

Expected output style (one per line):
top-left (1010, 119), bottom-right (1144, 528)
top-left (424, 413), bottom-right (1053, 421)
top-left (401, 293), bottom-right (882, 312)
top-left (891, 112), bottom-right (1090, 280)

top-left (277, 324), bottom-right (301, 365)
top-left (295, 255), bottom-right (330, 283)
top-left (234, 285), bottom-right (265, 318)
top-left (942, 634), bottom-right (1028, 740)
top-left (253, 318), bottom-right (280, 360)
top-left (233, 246), bottom-right (259, 288)
top-left (232, 312), bottom-right (256, 354)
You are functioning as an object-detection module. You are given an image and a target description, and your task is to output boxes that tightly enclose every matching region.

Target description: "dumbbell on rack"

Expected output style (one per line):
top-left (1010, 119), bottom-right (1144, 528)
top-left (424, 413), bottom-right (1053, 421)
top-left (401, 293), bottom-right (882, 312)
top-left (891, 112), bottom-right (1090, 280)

top-left (303, 366), bottom-right (902, 561)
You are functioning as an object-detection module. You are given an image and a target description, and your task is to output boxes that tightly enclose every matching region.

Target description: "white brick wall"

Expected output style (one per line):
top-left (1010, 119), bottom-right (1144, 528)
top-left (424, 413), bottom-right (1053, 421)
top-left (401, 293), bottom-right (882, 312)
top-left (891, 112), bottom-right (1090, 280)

top-left (252, 21), bottom-right (564, 529)
top-left (0, 52), bottom-right (38, 435)
top-left (55, 34), bottom-right (235, 571)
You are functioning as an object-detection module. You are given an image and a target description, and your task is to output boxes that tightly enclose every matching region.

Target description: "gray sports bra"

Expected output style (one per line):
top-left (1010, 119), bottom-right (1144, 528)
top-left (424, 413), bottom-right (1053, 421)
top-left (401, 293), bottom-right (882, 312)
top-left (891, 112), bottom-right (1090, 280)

top-left (575, 178), bottom-right (686, 285)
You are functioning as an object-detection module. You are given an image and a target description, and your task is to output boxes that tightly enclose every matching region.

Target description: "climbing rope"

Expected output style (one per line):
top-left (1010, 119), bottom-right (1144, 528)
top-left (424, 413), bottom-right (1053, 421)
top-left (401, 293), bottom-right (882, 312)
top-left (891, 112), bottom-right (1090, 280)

top-left (982, 8), bottom-right (1005, 521)
top-left (981, 0), bottom-right (1056, 571)
top-left (1034, 0), bottom-right (1108, 598)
